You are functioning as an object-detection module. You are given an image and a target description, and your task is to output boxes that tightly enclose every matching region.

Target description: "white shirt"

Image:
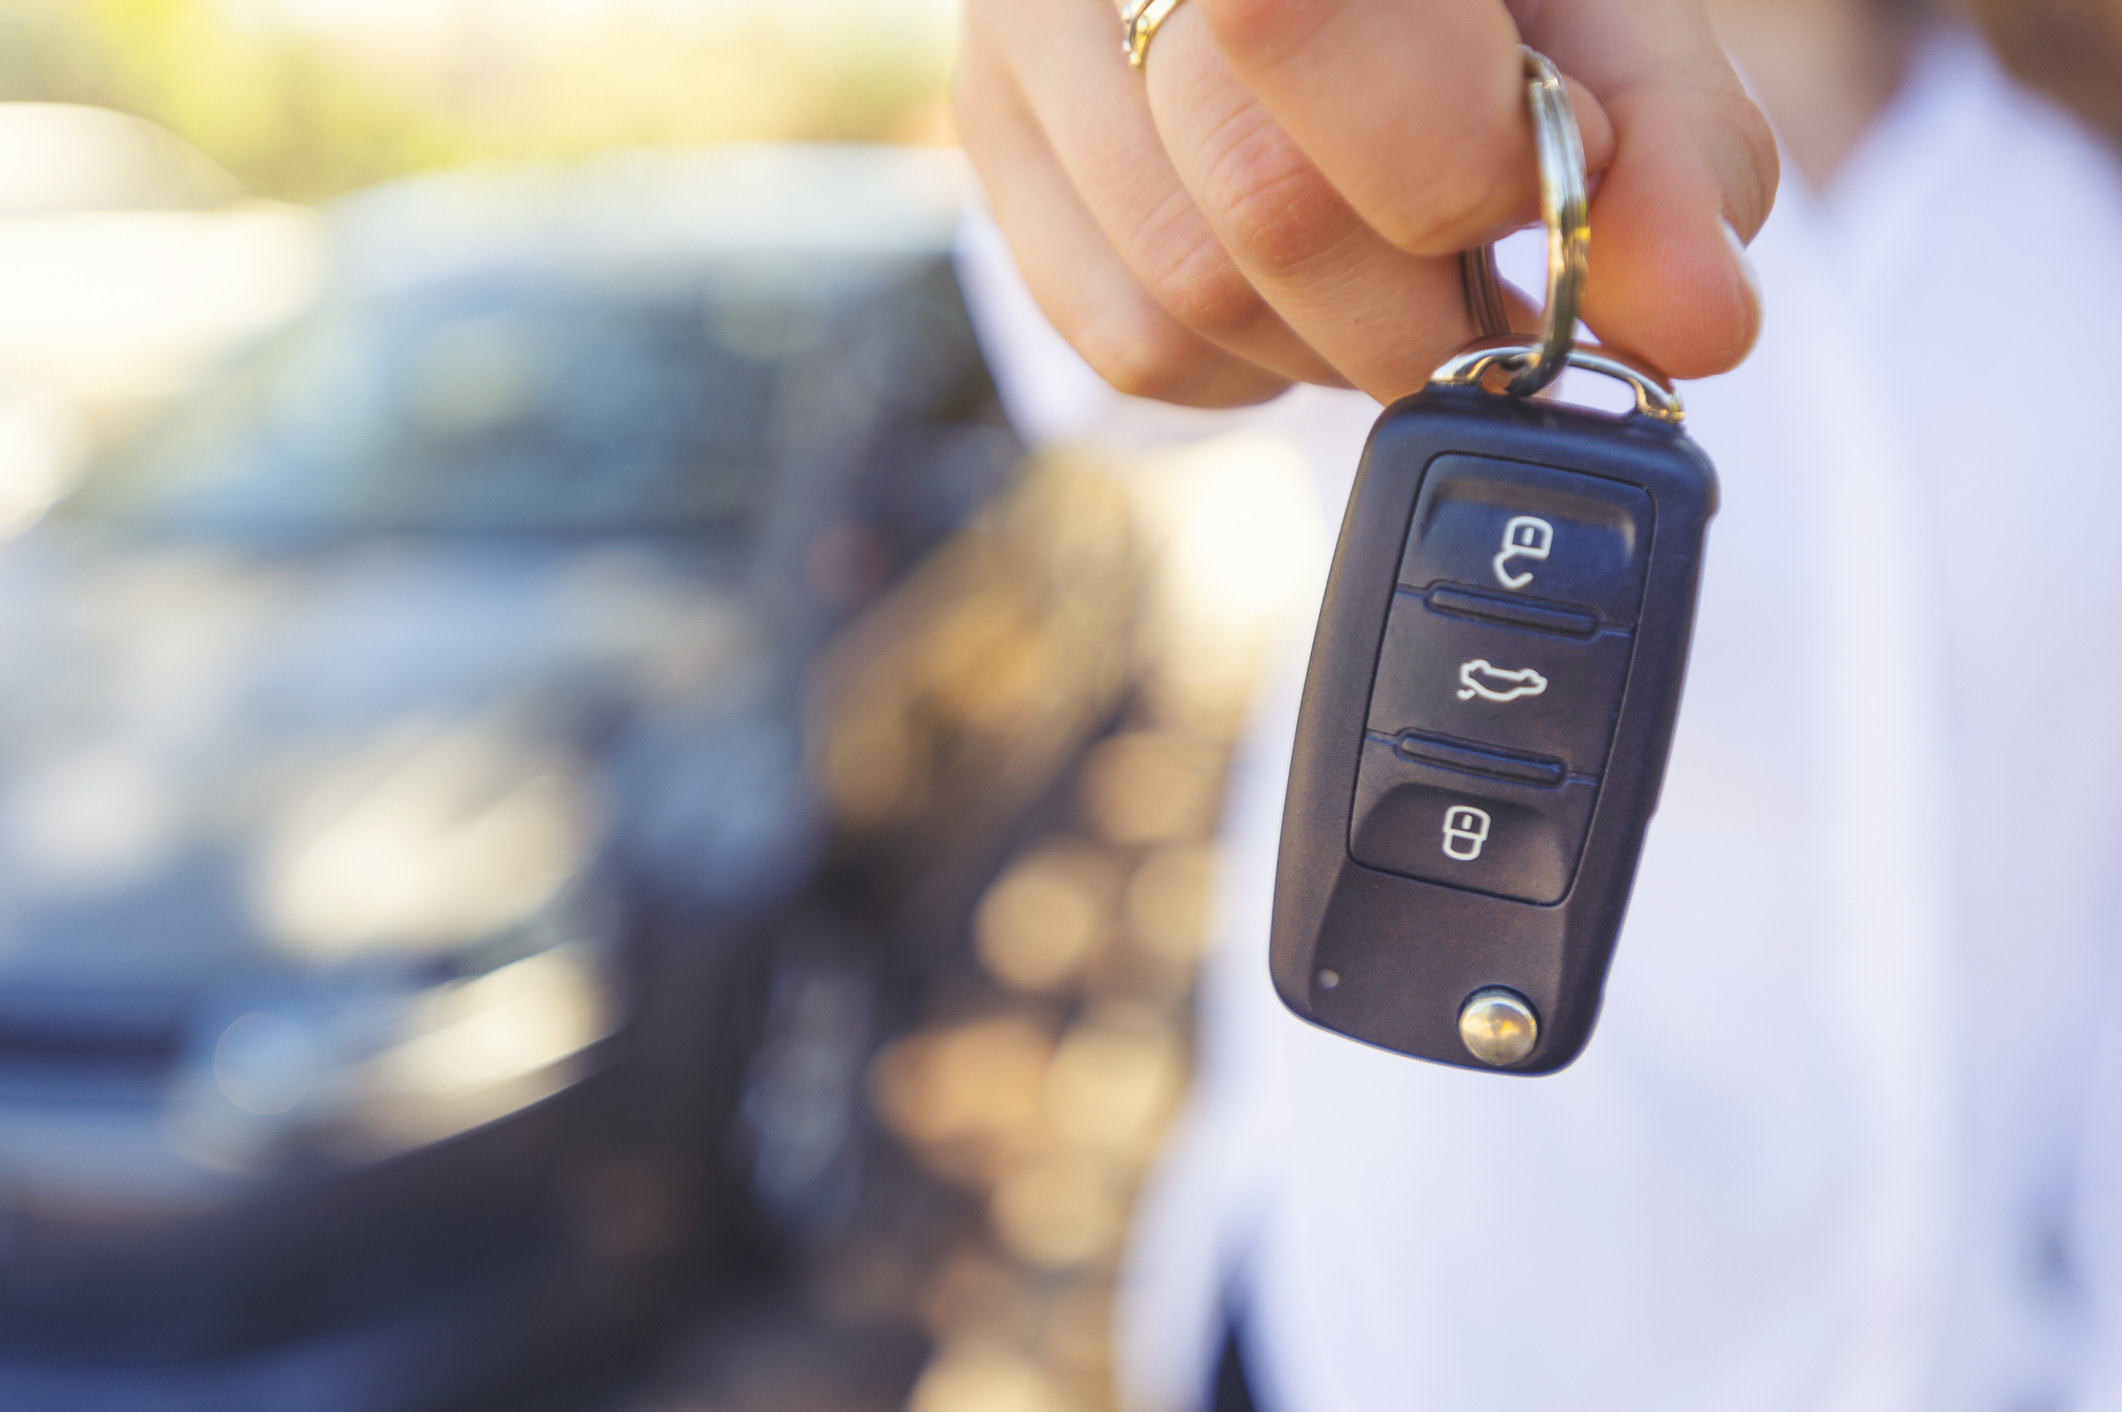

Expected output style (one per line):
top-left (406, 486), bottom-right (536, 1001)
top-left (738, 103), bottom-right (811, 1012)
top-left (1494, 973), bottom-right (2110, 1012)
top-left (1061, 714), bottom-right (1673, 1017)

top-left (958, 32), bottom-right (2122, 1412)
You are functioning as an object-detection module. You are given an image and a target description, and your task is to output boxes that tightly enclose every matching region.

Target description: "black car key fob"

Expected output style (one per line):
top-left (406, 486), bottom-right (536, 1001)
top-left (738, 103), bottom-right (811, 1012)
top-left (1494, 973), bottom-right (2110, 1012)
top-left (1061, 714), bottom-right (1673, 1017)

top-left (1268, 51), bottom-right (1719, 1073)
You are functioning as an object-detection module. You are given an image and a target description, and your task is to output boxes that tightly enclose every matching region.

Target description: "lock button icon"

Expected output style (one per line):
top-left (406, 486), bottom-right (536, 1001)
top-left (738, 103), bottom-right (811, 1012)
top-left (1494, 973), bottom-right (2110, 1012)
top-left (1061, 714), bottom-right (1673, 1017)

top-left (1442, 804), bottom-right (1492, 861)
top-left (1348, 738), bottom-right (1599, 903)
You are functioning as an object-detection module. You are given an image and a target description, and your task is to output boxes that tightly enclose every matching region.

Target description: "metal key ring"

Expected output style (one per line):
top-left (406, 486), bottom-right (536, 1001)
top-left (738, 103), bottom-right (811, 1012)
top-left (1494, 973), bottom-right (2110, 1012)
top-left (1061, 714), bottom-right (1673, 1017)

top-left (1454, 48), bottom-right (1587, 398)
top-left (1433, 334), bottom-right (1684, 421)
top-left (1440, 49), bottom-right (1681, 421)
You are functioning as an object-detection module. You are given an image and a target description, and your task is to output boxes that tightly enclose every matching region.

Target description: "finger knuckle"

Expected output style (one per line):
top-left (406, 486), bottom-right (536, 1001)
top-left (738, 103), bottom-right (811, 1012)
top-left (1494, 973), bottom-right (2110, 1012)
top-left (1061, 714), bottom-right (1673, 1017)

top-left (1150, 258), bottom-right (1267, 343)
top-left (1137, 231), bottom-right (1267, 342)
top-left (1371, 142), bottom-right (1518, 254)
top-left (1075, 301), bottom-right (1208, 402)
top-left (1197, 115), bottom-right (1353, 279)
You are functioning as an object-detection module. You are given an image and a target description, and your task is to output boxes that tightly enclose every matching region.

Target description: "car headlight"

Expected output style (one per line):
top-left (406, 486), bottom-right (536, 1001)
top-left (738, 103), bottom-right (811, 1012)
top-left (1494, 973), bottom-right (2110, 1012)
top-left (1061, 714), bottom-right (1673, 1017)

top-left (335, 939), bottom-right (618, 1156)
top-left (171, 932), bottom-right (620, 1175)
top-left (248, 718), bottom-right (598, 962)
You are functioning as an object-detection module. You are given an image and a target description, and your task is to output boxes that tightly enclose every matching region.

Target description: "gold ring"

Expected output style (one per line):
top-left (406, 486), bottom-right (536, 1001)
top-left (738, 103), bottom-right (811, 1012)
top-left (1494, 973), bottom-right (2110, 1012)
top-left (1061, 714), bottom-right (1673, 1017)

top-left (1121, 0), bottom-right (1184, 68)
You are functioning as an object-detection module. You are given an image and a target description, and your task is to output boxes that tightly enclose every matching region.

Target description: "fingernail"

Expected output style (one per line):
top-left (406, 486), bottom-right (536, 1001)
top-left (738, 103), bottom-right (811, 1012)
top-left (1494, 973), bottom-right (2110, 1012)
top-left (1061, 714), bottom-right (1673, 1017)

top-left (1721, 218), bottom-right (1762, 310)
top-left (1721, 218), bottom-right (1765, 359)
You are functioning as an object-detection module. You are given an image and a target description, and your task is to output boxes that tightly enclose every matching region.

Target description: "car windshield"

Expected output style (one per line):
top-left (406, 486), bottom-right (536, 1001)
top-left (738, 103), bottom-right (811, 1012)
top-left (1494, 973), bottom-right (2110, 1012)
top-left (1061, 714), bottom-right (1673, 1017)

top-left (66, 270), bottom-right (795, 537)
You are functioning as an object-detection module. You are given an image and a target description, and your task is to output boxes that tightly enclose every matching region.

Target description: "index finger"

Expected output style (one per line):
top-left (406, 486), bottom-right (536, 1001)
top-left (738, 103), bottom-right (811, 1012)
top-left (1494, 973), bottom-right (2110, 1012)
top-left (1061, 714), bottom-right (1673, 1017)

top-left (1195, 0), bottom-right (1773, 379)
top-left (1189, 0), bottom-right (1616, 256)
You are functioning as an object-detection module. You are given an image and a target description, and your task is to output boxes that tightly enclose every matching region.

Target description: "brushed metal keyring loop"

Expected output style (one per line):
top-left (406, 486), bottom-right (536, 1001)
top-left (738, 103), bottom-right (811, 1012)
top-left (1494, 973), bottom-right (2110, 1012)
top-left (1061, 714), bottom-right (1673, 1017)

top-left (1441, 48), bottom-right (1682, 421)
top-left (1433, 335), bottom-right (1684, 422)
top-left (1455, 47), bottom-right (1589, 398)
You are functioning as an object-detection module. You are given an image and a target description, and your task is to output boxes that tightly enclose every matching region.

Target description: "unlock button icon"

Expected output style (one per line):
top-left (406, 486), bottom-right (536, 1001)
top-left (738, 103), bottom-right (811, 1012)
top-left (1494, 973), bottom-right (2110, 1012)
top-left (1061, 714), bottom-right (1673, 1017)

top-left (1492, 515), bottom-right (1554, 590)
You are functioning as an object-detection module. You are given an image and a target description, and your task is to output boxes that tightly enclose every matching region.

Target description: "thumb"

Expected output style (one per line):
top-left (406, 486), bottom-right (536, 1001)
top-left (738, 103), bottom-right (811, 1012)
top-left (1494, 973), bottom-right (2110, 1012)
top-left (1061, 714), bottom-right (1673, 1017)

top-left (1521, 0), bottom-right (1778, 379)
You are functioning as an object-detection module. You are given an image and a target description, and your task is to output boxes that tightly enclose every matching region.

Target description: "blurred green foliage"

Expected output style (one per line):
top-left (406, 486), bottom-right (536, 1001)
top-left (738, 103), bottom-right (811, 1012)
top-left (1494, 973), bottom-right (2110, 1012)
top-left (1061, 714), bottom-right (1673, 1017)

top-left (0, 0), bottom-right (954, 203)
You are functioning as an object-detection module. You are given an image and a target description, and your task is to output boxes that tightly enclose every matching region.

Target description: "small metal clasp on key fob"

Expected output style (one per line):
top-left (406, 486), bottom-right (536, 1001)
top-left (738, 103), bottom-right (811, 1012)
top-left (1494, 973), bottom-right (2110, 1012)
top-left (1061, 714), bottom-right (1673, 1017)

top-left (1269, 50), bottom-right (1718, 1074)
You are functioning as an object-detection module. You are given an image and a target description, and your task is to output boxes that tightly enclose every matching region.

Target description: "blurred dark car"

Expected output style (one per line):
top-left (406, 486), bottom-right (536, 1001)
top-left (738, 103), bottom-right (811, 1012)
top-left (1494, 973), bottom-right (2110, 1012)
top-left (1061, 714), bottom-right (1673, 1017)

top-left (0, 145), bottom-right (1018, 1409)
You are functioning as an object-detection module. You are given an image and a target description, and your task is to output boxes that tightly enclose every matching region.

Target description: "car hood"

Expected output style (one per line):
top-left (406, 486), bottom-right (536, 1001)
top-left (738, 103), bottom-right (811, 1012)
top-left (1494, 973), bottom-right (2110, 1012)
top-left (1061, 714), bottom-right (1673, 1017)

top-left (0, 523), bottom-right (782, 998)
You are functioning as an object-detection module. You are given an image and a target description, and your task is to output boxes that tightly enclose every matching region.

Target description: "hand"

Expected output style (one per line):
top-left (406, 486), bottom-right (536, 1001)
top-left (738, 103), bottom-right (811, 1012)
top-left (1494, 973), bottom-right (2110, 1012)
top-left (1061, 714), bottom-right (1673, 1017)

top-left (955, 0), bottom-right (1777, 407)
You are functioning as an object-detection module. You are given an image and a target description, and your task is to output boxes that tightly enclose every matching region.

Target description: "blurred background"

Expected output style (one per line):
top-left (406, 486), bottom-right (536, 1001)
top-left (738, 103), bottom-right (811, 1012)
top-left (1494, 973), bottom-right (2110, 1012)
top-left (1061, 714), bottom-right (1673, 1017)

top-left (0, 2), bottom-right (1321, 1409)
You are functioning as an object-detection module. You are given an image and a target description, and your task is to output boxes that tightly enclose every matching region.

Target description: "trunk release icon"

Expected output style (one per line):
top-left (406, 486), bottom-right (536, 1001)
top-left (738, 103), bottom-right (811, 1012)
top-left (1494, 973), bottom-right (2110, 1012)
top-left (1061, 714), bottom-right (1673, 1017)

top-left (1457, 658), bottom-right (1550, 703)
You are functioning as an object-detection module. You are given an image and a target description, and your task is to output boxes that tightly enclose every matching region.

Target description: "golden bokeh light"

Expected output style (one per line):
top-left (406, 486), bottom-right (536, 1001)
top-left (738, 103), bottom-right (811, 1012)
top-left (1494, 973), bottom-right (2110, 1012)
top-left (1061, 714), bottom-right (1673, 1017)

top-left (1079, 731), bottom-right (1224, 846)
top-left (990, 1154), bottom-right (1127, 1271)
top-left (974, 843), bottom-right (1123, 993)
top-left (1042, 1007), bottom-right (1185, 1161)
top-left (871, 1015), bottom-right (1056, 1183)
top-left (1122, 843), bottom-right (1218, 968)
top-left (907, 1342), bottom-right (1071, 1412)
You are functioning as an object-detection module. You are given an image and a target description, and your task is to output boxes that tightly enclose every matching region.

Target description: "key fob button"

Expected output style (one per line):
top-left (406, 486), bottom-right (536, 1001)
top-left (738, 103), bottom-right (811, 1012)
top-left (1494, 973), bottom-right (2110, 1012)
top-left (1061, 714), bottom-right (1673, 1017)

top-left (1348, 738), bottom-right (1597, 904)
top-left (1399, 455), bottom-right (1653, 625)
top-left (1367, 592), bottom-right (1634, 774)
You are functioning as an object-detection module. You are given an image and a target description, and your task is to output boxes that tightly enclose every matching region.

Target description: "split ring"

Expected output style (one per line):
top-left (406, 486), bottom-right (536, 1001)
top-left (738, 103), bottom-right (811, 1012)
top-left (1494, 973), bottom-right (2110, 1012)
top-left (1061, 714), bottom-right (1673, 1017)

top-left (1455, 48), bottom-right (1592, 400)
